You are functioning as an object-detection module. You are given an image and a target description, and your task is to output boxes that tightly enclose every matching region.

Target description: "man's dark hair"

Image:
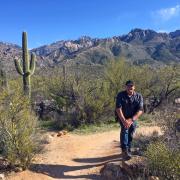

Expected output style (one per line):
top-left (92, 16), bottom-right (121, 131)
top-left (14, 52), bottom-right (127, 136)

top-left (125, 80), bottom-right (134, 86)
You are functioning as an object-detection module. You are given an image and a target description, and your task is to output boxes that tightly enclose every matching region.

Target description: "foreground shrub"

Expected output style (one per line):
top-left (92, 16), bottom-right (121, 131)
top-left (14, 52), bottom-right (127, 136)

top-left (0, 89), bottom-right (38, 169)
top-left (145, 142), bottom-right (180, 180)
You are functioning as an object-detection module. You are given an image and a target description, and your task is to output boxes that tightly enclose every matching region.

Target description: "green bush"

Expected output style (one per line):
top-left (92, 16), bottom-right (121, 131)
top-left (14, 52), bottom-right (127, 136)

top-left (138, 113), bottom-right (153, 123)
top-left (29, 60), bottom-right (179, 129)
top-left (145, 142), bottom-right (180, 180)
top-left (0, 89), bottom-right (38, 169)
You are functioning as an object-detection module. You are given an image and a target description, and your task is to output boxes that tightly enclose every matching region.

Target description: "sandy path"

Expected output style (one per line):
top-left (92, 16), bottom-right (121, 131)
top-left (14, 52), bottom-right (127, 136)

top-left (7, 126), bottom-right (161, 180)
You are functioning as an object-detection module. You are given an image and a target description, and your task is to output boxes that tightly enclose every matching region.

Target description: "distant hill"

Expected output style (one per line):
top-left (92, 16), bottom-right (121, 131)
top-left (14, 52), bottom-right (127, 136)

top-left (0, 28), bottom-right (180, 73)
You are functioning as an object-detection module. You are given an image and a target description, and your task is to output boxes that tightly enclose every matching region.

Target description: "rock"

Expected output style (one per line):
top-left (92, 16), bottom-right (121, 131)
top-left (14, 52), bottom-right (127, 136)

top-left (35, 99), bottom-right (57, 120)
top-left (57, 130), bottom-right (68, 137)
top-left (14, 166), bottom-right (23, 172)
top-left (57, 131), bottom-right (63, 137)
top-left (1, 29), bottom-right (180, 76)
top-left (0, 174), bottom-right (5, 180)
top-left (62, 130), bottom-right (68, 135)
top-left (175, 98), bottom-right (180, 104)
top-left (41, 134), bottom-right (53, 144)
top-left (100, 156), bottom-right (147, 180)
top-left (0, 158), bottom-right (10, 171)
top-left (51, 133), bottom-right (56, 137)
top-left (100, 161), bottom-right (129, 180)
top-left (148, 176), bottom-right (160, 180)
top-left (122, 155), bottom-right (147, 178)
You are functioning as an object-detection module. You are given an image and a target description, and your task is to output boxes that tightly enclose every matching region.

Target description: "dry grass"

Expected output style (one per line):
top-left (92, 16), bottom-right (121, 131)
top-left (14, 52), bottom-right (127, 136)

top-left (135, 126), bottom-right (163, 137)
top-left (132, 125), bottom-right (163, 155)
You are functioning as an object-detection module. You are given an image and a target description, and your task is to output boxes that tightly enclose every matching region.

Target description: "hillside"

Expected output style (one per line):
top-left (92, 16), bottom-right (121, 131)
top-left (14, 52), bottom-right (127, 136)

top-left (0, 29), bottom-right (180, 73)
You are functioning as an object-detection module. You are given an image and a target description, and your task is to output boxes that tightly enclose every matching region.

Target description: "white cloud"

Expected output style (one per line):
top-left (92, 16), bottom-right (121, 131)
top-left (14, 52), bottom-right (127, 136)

top-left (153, 5), bottom-right (180, 21)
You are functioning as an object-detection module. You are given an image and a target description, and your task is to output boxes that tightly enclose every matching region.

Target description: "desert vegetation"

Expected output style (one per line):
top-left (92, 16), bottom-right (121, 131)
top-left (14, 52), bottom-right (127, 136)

top-left (0, 32), bottom-right (179, 179)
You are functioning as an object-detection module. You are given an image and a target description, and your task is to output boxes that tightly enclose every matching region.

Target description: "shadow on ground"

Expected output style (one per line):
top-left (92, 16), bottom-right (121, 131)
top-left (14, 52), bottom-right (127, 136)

top-left (30, 154), bottom-right (123, 179)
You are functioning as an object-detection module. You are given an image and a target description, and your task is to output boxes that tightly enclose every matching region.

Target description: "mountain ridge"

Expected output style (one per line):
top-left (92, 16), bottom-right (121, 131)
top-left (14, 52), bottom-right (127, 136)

top-left (0, 28), bottom-right (180, 72)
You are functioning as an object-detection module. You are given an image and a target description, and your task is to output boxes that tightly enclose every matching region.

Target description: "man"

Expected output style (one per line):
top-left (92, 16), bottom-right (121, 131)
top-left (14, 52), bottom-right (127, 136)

top-left (116, 80), bottom-right (143, 160)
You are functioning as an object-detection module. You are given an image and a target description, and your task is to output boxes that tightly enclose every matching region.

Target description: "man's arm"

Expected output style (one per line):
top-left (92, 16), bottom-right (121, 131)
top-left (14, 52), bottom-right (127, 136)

top-left (116, 108), bottom-right (126, 124)
top-left (132, 110), bottom-right (143, 121)
top-left (132, 94), bottom-right (144, 121)
top-left (115, 93), bottom-right (129, 128)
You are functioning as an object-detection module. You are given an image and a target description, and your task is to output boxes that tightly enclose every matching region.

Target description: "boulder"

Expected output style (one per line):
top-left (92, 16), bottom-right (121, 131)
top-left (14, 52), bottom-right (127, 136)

top-left (100, 161), bottom-right (129, 180)
top-left (101, 156), bottom-right (148, 180)
top-left (0, 158), bottom-right (10, 172)
top-left (122, 155), bottom-right (147, 178)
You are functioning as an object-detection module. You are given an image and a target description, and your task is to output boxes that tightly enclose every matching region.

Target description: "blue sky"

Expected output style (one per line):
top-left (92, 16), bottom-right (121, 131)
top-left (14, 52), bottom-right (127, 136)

top-left (0, 0), bottom-right (180, 48)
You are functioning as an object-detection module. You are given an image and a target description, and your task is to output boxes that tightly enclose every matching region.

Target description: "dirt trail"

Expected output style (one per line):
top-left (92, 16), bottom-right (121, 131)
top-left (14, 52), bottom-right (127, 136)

top-left (7, 126), bottom-right (161, 180)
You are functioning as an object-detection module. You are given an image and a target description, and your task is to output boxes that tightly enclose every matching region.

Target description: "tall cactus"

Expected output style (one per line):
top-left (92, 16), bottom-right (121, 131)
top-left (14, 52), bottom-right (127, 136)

top-left (0, 61), bottom-right (9, 91)
top-left (62, 64), bottom-right (66, 93)
top-left (14, 32), bottom-right (36, 98)
top-left (63, 65), bottom-right (66, 82)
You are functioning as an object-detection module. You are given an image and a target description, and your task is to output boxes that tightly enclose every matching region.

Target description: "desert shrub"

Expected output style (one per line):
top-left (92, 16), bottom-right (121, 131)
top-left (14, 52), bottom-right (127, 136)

top-left (0, 89), bottom-right (38, 169)
top-left (144, 105), bottom-right (180, 179)
top-left (138, 113), bottom-right (153, 123)
top-left (29, 60), bottom-right (179, 129)
top-left (145, 142), bottom-right (180, 180)
top-left (50, 73), bottom-right (111, 128)
top-left (154, 106), bottom-right (180, 150)
top-left (77, 80), bottom-right (112, 124)
top-left (104, 59), bottom-right (132, 97)
top-left (144, 65), bottom-right (180, 113)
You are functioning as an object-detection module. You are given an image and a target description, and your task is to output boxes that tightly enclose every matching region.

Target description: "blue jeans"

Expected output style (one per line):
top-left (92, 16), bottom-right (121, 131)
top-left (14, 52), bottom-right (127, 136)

top-left (120, 121), bottom-right (137, 151)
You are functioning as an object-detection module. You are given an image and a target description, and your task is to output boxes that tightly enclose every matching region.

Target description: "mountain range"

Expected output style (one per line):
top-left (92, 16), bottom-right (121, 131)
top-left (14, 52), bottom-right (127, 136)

top-left (0, 28), bottom-right (180, 73)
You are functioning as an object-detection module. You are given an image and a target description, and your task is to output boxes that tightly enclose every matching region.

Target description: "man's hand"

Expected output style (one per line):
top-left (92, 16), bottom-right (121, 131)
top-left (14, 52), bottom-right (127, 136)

top-left (116, 108), bottom-right (133, 129)
top-left (126, 118), bottom-right (133, 128)
top-left (122, 118), bottom-right (133, 129)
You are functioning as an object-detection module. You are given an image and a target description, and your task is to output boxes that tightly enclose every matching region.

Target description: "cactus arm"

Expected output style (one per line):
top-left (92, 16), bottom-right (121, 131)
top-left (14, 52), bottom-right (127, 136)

top-left (29, 53), bottom-right (36, 75)
top-left (14, 59), bottom-right (23, 75)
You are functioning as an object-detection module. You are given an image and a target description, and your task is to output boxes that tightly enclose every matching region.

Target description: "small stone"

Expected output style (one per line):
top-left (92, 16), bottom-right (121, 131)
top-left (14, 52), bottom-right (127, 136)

top-left (0, 174), bottom-right (5, 180)
top-left (57, 130), bottom-right (68, 137)
top-left (62, 130), bottom-right (68, 135)
top-left (51, 133), bottom-right (55, 137)
top-left (148, 176), bottom-right (160, 180)
top-left (41, 134), bottom-right (53, 144)
top-left (57, 131), bottom-right (63, 137)
top-left (14, 166), bottom-right (23, 172)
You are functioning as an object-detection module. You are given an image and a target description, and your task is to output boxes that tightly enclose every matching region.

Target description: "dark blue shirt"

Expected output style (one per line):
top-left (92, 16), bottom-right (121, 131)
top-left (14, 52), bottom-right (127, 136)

top-left (116, 91), bottom-right (143, 118)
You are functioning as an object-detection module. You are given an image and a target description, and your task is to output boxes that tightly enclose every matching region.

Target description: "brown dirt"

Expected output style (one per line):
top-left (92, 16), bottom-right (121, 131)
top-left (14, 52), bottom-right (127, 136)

top-left (7, 126), bottom-right (161, 180)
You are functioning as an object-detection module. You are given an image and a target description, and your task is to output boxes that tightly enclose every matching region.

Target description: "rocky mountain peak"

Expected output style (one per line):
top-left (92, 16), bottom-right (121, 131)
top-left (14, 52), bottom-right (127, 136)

top-left (0, 28), bottom-right (179, 73)
top-left (120, 28), bottom-right (170, 44)
top-left (169, 30), bottom-right (180, 38)
top-left (122, 28), bottom-right (156, 41)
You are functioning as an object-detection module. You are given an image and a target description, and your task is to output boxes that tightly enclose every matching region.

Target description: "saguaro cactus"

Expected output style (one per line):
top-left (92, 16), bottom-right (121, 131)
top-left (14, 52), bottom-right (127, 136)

top-left (0, 63), bottom-right (9, 91)
top-left (63, 64), bottom-right (66, 82)
top-left (14, 32), bottom-right (36, 98)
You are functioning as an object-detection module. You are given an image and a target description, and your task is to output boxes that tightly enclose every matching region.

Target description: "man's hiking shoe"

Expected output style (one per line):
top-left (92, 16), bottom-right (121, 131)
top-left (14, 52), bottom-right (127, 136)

top-left (122, 150), bottom-right (132, 160)
top-left (129, 148), bottom-right (142, 156)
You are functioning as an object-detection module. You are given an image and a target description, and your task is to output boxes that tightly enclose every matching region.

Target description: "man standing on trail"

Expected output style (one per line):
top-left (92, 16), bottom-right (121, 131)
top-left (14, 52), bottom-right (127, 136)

top-left (116, 80), bottom-right (143, 160)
